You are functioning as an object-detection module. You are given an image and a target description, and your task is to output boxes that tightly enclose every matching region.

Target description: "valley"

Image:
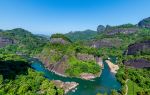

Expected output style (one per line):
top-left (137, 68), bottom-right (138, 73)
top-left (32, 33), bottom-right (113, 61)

top-left (0, 17), bottom-right (150, 95)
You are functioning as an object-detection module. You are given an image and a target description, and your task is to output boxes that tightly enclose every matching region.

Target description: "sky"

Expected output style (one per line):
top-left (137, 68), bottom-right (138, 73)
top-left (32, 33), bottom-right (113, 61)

top-left (0, 0), bottom-right (150, 35)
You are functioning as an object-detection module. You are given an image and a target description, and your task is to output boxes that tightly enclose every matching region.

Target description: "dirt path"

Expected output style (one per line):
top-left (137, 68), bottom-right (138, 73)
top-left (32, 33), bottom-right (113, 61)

top-left (125, 79), bottom-right (129, 95)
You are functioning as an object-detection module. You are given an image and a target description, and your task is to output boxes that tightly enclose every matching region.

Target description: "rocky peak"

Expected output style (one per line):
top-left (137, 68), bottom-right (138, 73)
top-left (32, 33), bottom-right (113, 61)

top-left (97, 25), bottom-right (105, 33)
top-left (138, 17), bottom-right (150, 28)
top-left (50, 34), bottom-right (71, 44)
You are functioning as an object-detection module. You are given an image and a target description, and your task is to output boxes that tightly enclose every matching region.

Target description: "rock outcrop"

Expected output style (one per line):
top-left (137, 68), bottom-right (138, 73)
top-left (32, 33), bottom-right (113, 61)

top-left (50, 38), bottom-right (70, 45)
top-left (106, 28), bottom-right (138, 35)
top-left (90, 38), bottom-right (122, 48)
top-left (97, 25), bottom-right (105, 33)
top-left (124, 59), bottom-right (150, 68)
top-left (52, 80), bottom-right (79, 94)
top-left (0, 37), bottom-right (13, 48)
top-left (138, 17), bottom-right (150, 28)
top-left (126, 40), bottom-right (150, 55)
top-left (76, 53), bottom-right (95, 61)
top-left (96, 57), bottom-right (103, 68)
top-left (50, 34), bottom-right (71, 44)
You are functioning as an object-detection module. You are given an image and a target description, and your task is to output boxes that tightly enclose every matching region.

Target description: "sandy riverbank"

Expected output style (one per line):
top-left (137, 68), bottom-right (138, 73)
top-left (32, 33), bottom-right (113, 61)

top-left (52, 80), bottom-right (79, 94)
top-left (80, 73), bottom-right (97, 80)
top-left (105, 60), bottom-right (119, 74)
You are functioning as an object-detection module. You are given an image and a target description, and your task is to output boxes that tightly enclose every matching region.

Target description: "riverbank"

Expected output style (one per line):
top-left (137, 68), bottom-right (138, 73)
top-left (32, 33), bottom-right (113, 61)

top-left (31, 58), bottom-right (121, 95)
top-left (39, 56), bottom-right (103, 80)
top-left (105, 60), bottom-right (119, 74)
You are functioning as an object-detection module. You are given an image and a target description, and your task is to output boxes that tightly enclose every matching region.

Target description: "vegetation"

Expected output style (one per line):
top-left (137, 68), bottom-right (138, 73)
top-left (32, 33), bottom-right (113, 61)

top-left (127, 80), bottom-right (144, 95)
top-left (0, 28), bottom-right (48, 55)
top-left (92, 26), bottom-right (150, 94)
top-left (116, 66), bottom-right (150, 95)
top-left (111, 23), bottom-right (136, 28)
top-left (37, 42), bottom-right (101, 77)
top-left (0, 17), bottom-right (150, 95)
top-left (0, 53), bottom-right (64, 95)
top-left (66, 57), bottom-right (100, 77)
top-left (65, 29), bottom-right (97, 42)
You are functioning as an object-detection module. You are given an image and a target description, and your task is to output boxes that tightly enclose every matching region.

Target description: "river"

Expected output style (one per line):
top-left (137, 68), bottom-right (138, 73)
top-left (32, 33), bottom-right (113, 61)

top-left (31, 57), bottom-right (121, 95)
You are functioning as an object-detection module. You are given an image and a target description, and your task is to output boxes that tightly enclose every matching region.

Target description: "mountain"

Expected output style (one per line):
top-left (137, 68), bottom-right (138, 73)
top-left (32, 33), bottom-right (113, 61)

top-left (65, 29), bottom-right (97, 42)
top-left (37, 34), bottom-right (101, 79)
top-left (0, 16), bottom-right (150, 94)
top-left (138, 17), bottom-right (150, 28)
top-left (97, 25), bottom-right (105, 33)
top-left (35, 34), bottom-right (50, 39)
top-left (0, 28), bottom-right (48, 55)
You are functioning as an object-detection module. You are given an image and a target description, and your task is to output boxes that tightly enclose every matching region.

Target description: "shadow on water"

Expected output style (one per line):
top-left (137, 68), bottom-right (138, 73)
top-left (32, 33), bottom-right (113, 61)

top-left (31, 57), bottom-right (121, 95)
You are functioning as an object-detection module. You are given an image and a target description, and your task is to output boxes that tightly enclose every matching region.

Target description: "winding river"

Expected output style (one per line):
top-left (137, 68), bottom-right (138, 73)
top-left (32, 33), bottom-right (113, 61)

top-left (31, 57), bottom-right (121, 95)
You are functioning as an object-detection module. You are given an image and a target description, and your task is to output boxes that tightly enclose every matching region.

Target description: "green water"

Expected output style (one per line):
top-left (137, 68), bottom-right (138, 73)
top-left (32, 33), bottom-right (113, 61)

top-left (31, 58), bottom-right (121, 95)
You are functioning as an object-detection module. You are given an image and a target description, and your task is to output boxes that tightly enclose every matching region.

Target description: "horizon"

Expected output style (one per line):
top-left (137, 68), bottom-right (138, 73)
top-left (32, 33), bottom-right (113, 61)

top-left (0, 0), bottom-right (150, 35)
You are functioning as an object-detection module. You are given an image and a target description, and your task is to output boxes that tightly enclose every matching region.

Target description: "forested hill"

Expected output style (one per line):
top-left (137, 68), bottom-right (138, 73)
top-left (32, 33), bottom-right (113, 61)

top-left (65, 16), bottom-right (150, 43)
top-left (0, 28), bottom-right (48, 55)
top-left (65, 29), bottom-right (97, 42)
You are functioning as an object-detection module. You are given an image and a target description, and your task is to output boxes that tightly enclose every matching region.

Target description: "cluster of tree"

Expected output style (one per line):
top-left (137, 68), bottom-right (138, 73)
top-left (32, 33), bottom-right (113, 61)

top-left (128, 68), bottom-right (150, 90)
top-left (116, 65), bottom-right (150, 94)
top-left (0, 53), bottom-right (64, 95)
top-left (66, 58), bottom-right (100, 77)
top-left (65, 29), bottom-right (97, 42)
top-left (112, 23), bottom-right (136, 28)
top-left (0, 28), bottom-right (48, 55)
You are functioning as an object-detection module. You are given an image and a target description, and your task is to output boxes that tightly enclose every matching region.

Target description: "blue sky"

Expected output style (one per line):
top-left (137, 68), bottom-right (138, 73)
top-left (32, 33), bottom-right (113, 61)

top-left (0, 0), bottom-right (150, 35)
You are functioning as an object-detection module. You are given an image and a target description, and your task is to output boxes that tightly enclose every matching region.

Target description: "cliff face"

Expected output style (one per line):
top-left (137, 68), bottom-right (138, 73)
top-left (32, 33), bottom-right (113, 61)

top-left (126, 40), bottom-right (150, 55)
top-left (124, 40), bottom-right (150, 68)
top-left (90, 38), bottom-right (121, 48)
top-left (124, 59), bottom-right (150, 68)
top-left (50, 38), bottom-right (70, 45)
top-left (0, 37), bottom-right (14, 48)
top-left (37, 49), bottom-right (68, 76)
top-left (106, 28), bottom-right (138, 35)
top-left (44, 56), bottom-right (68, 75)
